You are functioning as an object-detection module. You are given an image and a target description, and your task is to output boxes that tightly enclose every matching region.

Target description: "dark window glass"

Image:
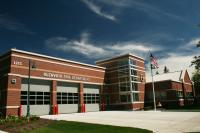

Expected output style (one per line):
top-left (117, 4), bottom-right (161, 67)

top-left (131, 70), bottom-right (137, 75)
top-left (62, 101), bottom-right (67, 104)
top-left (21, 101), bottom-right (27, 105)
top-left (44, 96), bottom-right (50, 100)
top-left (37, 92), bottom-right (43, 95)
top-left (120, 95), bottom-right (127, 102)
top-left (30, 91), bottom-right (36, 95)
top-left (74, 101), bottom-right (78, 104)
top-left (36, 101), bottom-right (43, 105)
top-left (68, 101), bottom-right (73, 104)
top-left (30, 96), bottom-right (35, 99)
top-left (132, 83), bottom-right (138, 91)
top-left (30, 101), bottom-right (36, 105)
top-left (44, 92), bottom-right (50, 95)
top-left (133, 93), bottom-right (139, 101)
top-left (21, 91), bottom-right (27, 95)
top-left (62, 93), bottom-right (67, 96)
top-left (21, 96), bottom-right (27, 99)
top-left (37, 96), bottom-right (43, 99)
top-left (44, 101), bottom-right (50, 104)
top-left (130, 60), bottom-right (136, 65)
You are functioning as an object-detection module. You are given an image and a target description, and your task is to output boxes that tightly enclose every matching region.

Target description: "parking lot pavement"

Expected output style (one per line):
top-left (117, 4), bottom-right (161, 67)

top-left (41, 111), bottom-right (200, 133)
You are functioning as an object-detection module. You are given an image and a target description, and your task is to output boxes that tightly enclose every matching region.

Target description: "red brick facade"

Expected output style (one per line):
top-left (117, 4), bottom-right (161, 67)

top-left (145, 70), bottom-right (194, 108)
top-left (0, 49), bottom-right (105, 116)
top-left (96, 54), bottom-right (145, 110)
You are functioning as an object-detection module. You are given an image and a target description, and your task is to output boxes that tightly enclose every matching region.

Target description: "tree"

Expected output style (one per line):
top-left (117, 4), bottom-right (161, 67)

top-left (192, 70), bottom-right (200, 97)
top-left (156, 71), bottom-right (159, 75)
top-left (197, 41), bottom-right (200, 47)
top-left (191, 38), bottom-right (200, 98)
top-left (164, 66), bottom-right (169, 73)
top-left (191, 42), bottom-right (200, 70)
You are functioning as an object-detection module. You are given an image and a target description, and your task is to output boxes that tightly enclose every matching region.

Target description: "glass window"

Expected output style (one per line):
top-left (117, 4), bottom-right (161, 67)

top-left (120, 94), bottom-right (130, 103)
top-left (21, 91), bottom-right (27, 95)
top-left (118, 59), bottom-right (129, 66)
top-left (30, 92), bottom-right (36, 95)
top-left (131, 69), bottom-right (137, 76)
top-left (130, 60), bottom-right (136, 65)
top-left (132, 83), bottom-right (138, 91)
top-left (30, 100), bottom-right (36, 105)
top-left (186, 92), bottom-right (193, 98)
top-left (133, 93), bottom-right (139, 101)
top-left (21, 101), bottom-right (27, 105)
top-left (84, 93), bottom-right (100, 104)
top-left (160, 91), bottom-right (167, 99)
top-left (57, 92), bottom-right (78, 104)
top-left (37, 92), bottom-right (43, 95)
top-left (176, 91), bottom-right (183, 98)
top-left (36, 101), bottom-right (43, 105)
top-left (131, 76), bottom-right (138, 82)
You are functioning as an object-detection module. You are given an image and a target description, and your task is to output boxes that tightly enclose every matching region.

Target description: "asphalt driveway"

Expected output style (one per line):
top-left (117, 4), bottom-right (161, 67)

top-left (41, 111), bottom-right (200, 133)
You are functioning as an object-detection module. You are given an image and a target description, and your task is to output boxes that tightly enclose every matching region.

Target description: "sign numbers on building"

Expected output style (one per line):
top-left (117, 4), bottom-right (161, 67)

top-left (13, 61), bottom-right (23, 66)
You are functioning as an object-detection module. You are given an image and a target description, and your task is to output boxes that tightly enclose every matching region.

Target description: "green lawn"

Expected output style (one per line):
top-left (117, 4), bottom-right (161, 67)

top-left (26, 121), bottom-right (152, 133)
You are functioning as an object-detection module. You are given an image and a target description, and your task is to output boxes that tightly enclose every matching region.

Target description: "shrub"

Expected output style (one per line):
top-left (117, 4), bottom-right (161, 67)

top-left (30, 115), bottom-right (39, 121)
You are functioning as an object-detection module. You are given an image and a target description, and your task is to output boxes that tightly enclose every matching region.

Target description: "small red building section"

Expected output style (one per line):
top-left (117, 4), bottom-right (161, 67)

top-left (145, 70), bottom-right (194, 108)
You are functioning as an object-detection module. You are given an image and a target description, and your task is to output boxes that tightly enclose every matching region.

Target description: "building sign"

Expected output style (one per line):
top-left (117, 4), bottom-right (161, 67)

top-left (13, 61), bottom-right (23, 66)
top-left (43, 72), bottom-right (90, 81)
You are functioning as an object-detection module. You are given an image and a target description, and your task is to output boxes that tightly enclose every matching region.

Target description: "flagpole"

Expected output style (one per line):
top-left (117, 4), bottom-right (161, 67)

top-left (149, 52), bottom-right (156, 111)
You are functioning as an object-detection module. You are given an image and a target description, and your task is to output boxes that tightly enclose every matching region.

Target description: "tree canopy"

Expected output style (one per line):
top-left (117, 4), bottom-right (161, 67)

top-left (191, 37), bottom-right (200, 97)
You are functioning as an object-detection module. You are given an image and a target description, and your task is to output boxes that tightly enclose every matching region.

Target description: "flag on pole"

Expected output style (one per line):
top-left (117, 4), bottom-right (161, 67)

top-left (150, 53), bottom-right (158, 69)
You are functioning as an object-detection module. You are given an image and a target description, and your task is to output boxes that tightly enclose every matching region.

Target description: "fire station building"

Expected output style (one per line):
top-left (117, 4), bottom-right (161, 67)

top-left (0, 49), bottom-right (194, 116)
top-left (0, 49), bottom-right (105, 116)
top-left (0, 49), bottom-right (146, 116)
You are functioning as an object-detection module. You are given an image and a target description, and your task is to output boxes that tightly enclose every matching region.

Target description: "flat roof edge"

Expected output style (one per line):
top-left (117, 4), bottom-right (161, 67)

top-left (96, 53), bottom-right (144, 64)
top-left (11, 49), bottom-right (106, 70)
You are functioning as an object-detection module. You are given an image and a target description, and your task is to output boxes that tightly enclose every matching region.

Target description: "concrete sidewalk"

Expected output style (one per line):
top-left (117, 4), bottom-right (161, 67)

top-left (41, 111), bottom-right (200, 133)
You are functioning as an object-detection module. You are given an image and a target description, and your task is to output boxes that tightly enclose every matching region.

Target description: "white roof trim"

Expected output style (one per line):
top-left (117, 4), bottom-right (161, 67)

top-left (11, 49), bottom-right (105, 70)
top-left (146, 70), bottom-right (190, 83)
top-left (96, 53), bottom-right (144, 64)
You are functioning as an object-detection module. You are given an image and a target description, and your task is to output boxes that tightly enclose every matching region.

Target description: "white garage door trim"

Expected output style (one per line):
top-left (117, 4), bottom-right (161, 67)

top-left (57, 82), bottom-right (79, 114)
top-left (21, 79), bottom-right (51, 116)
top-left (84, 84), bottom-right (100, 112)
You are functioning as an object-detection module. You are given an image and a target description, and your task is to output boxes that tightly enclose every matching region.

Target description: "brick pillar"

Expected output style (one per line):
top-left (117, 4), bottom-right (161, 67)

top-left (51, 80), bottom-right (57, 114)
top-left (181, 82), bottom-right (186, 105)
top-left (6, 75), bottom-right (21, 116)
top-left (79, 83), bottom-right (84, 112)
top-left (100, 85), bottom-right (103, 103)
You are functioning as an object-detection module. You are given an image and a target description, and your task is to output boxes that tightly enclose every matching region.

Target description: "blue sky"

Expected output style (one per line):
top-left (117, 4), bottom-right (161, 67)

top-left (0, 0), bottom-right (200, 76)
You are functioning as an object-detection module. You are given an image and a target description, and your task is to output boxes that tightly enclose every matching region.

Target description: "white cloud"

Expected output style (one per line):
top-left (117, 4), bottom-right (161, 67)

top-left (97, 0), bottom-right (131, 7)
top-left (46, 32), bottom-right (160, 59)
top-left (185, 37), bottom-right (200, 48)
top-left (146, 37), bottom-right (199, 81)
top-left (107, 42), bottom-right (160, 52)
top-left (45, 32), bottom-right (106, 58)
top-left (146, 54), bottom-right (195, 82)
top-left (81, 0), bottom-right (116, 21)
